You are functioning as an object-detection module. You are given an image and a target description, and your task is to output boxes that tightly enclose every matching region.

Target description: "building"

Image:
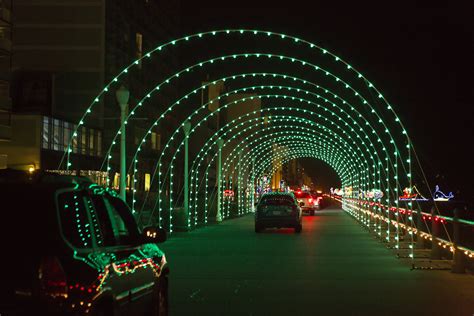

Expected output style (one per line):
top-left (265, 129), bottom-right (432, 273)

top-left (0, 0), bottom-right (12, 166)
top-left (0, 0), bottom-right (180, 191)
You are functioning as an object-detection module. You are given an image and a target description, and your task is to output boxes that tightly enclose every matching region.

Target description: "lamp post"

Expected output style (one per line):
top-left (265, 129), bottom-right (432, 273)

top-left (216, 138), bottom-right (224, 222)
top-left (116, 85), bottom-right (130, 201)
top-left (182, 120), bottom-right (192, 228)
top-left (237, 150), bottom-right (242, 215)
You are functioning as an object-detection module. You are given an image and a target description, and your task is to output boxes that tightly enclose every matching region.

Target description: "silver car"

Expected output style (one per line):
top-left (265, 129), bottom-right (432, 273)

top-left (294, 191), bottom-right (320, 215)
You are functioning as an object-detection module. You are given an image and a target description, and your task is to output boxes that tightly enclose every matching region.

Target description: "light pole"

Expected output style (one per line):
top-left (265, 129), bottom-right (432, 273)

top-left (216, 138), bottom-right (224, 222)
top-left (237, 150), bottom-right (242, 215)
top-left (182, 120), bottom-right (192, 228)
top-left (116, 85), bottom-right (130, 201)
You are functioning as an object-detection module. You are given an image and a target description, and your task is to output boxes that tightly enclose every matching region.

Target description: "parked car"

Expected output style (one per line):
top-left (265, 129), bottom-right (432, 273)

top-left (0, 170), bottom-right (169, 316)
top-left (255, 192), bottom-right (302, 233)
top-left (294, 190), bottom-right (320, 215)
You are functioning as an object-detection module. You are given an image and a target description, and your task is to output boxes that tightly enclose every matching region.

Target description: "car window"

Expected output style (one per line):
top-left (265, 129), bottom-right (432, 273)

top-left (88, 195), bottom-right (117, 247)
top-left (57, 191), bottom-right (93, 249)
top-left (104, 196), bottom-right (140, 246)
top-left (260, 195), bottom-right (295, 206)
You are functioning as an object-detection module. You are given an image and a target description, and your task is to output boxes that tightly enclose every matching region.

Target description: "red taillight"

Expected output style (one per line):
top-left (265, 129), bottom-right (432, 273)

top-left (314, 197), bottom-right (322, 205)
top-left (39, 256), bottom-right (68, 299)
top-left (308, 198), bottom-right (313, 203)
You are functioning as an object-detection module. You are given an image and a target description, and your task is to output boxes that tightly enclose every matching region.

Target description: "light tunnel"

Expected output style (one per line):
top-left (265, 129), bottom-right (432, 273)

top-left (58, 29), bottom-right (435, 259)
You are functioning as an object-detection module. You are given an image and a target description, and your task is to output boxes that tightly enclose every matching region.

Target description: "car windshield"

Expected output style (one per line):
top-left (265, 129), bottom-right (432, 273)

top-left (260, 195), bottom-right (294, 206)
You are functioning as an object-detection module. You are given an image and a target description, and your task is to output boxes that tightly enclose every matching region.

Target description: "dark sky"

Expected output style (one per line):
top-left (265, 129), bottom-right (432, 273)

top-left (180, 1), bottom-right (474, 199)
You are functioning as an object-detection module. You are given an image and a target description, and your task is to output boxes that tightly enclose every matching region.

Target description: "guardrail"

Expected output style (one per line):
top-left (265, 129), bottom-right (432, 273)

top-left (327, 195), bottom-right (474, 272)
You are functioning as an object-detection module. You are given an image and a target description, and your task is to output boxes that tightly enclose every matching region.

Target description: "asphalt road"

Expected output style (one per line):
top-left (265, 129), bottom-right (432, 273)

top-left (160, 205), bottom-right (474, 316)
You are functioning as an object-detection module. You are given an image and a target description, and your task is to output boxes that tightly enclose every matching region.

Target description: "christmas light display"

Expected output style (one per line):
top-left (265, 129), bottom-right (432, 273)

top-left (56, 28), bottom-right (456, 264)
top-left (399, 186), bottom-right (429, 201)
top-left (433, 185), bottom-right (454, 201)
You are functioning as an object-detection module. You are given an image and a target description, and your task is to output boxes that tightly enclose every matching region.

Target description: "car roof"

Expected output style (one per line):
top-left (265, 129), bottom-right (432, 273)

top-left (261, 192), bottom-right (295, 197)
top-left (0, 169), bottom-right (93, 188)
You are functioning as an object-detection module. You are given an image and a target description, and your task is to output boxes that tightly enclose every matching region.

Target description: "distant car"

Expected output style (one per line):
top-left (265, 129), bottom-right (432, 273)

top-left (294, 190), bottom-right (320, 215)
top-left (255, 192), bottom-right (302, 233)
top-left (0, 170), bottom-right (169, 316)
top-left (312, 193), bottom-right (327, 209)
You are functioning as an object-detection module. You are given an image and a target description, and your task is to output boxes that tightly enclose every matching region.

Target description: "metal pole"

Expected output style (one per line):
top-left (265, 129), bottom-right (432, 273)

top-left (451, 208), bottom-right (465, 273)
top-left (251, 157), bottom-right (255, 212)
top-left (430, 206), bottom-right (441, 260)
top-left (119, 104), bottom-right (127, 201)
top-left (115, 86), bottom-right (130, 202)
top-left (237, 151), bottom-right (242, 216)
top-left (183, 121), bottom-right (191, 228)
top-left (415, 209), bottom-right (425, 249)
top-left (216, 139), bottom-right (224, 222)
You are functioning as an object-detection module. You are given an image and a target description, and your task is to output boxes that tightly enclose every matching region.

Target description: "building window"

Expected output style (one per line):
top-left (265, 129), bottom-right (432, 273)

top-left (151, 132), bottom-right (160, 150)
top-left (144, 173), bottom-right (151, 191)
top-left (81, 126), bottom-right (87, 155)
top-left (42, 117), bottom-right (50, 149)
top-left (89, 129), bottom-right (95, 156)
top-left (72, 124), bottom-right (79, 153)
top-left (97, 130), bottom-right (102, 156)
top-left (53, 119), bottom-right (60, 151)
top-left (136, 33), bottom-right (143, 69)
top-left (63, 122), bottom-right (71, 151)
top-left (113, 173), bottom-right (120, 190)
top-left (41, 116), bottom-right (102, 157)
top-left (135, 127), bottom-right (146, 146)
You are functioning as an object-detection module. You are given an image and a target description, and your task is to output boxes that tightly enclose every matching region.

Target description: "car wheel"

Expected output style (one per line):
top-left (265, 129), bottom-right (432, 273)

top-left (152, 276), bottom-right (168, 316)
top-left (255, 222), bottom-right (263, 233)
top-left (295, 224), bottom-right (302, 233)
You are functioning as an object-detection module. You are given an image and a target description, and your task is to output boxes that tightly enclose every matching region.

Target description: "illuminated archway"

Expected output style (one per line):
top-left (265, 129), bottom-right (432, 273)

top-left (59, 29), bottom-right (441, 261)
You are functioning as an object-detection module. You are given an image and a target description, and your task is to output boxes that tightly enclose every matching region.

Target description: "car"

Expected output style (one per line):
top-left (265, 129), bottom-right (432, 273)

top-left (294, 190), bottom-right (320, 215)
top-left (0, 170), bottom-right (169, 316)
top-left (254, 192), bottom-right (302, 233)
top-left (310, 192), bottom-right (326, 209)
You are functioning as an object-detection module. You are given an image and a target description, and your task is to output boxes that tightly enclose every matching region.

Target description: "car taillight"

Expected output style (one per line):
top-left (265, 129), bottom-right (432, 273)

top-left (39, 256), bottom-right (68, 299)
top-left (308, 198), bottom-right (313, 203)
top-left (314, 197), bottom-right (322, 205)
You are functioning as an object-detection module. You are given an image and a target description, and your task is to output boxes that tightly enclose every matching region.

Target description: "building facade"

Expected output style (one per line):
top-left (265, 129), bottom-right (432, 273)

top-left (0, 0), bottom-right (12, 164)
top-left (0, 0), bottom-right (180, 192)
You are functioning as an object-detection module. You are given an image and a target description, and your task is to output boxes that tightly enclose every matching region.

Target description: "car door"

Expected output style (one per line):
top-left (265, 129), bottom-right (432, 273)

top-left (85, 192), bottom-right (134, 314)
top-left (88, 192), bottom-right (157, 315)
top-left (103, 195), bottom-right (158, 314)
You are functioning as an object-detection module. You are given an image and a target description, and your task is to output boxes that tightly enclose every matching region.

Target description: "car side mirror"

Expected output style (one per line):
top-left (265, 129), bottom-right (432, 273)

top-left (142, 226), bottom-right (167, 244)
top-left (299, 202), bottom-right (304, 207)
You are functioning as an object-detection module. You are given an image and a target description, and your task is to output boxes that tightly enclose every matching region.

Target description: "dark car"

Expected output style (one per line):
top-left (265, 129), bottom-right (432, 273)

top-left (0, 170), bottom-right (169, 316)
top-left (311, 191), bottom-right (328, 210)
top-left (254, 192), bottom-right (302, 233)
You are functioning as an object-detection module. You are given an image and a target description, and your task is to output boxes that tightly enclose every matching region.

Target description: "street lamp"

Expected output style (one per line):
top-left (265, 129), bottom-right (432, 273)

top-left (182, 120), bottom-right (192, 227)
top-left (116, 85), bottom-right (130, 201)
top-left (216, 138), bottom-right (224, 222)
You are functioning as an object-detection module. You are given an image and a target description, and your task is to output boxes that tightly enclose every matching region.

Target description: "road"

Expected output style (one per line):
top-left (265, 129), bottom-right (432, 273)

top-left (160, 205), bottom-right (474, 315)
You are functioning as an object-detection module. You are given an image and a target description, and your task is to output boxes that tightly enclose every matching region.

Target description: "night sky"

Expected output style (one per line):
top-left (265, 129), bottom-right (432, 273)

top-left (180, 1), bottom-right (474, 201)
